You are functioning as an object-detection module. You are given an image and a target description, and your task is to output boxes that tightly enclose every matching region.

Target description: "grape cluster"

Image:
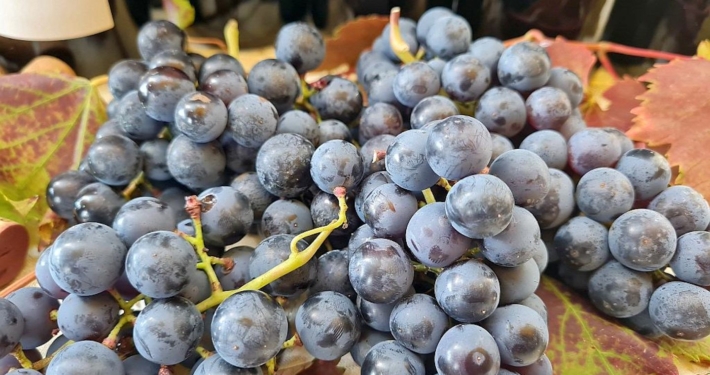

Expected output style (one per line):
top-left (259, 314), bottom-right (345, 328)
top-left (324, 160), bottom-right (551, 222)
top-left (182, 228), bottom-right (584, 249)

top-left (2, 7), bottom-right (710, 375)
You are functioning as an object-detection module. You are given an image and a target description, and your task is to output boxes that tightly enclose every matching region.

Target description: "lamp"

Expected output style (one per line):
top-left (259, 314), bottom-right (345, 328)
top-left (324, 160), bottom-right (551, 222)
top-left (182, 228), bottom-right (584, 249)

top-left (0, 0), bottom-right (114, 41)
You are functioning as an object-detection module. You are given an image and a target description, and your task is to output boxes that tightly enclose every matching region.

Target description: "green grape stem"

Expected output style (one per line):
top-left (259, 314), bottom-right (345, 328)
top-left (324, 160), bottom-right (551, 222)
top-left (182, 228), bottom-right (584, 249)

top-left (31, 339), bottom-right (74, 370)
top-left (182, 196), bottom-right (225, 293)
top-left (195, 346), bottom-right (214, 359)
top-left (282, 333), bottom-right (302, 349)
top-left (49, 309), bottom-right (58, 321)
top-left (411, 262), bottom-right (442, 275)
top-left (102, 313), bottom-right (137, 350)
top-left (195, 187), bottom-right (349, 313)
top-left (389, 7), bottom-right (418, 63)
top-left (422, 188), bottom-right (436, 205)
top-left (10, 344), bottom-right (32, 369)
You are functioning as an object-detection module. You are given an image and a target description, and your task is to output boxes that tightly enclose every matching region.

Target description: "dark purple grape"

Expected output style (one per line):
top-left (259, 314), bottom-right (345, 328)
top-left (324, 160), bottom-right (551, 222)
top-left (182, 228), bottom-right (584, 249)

top-left (608, 209), bottom-right (677, 272)
top-left (175, 91), bottom-right (228, 143)
top-left (519, 130), bottom-right (568, 170)
top-left (125, 230), bottom-right (197, 298)
top-left (350, 327), bottom-right (394, 366)
top-left (198, 186), bottom-right (253, 246)
top-left (497, 42), bottom-right (551, 92)
top-left (310, 192), bottom-right (360, 236)
top-left (489, 259), bottom-right (540, 304)
top-left (588, 260), bottom-right (653, 318)
top-left (139, 139), bottom-right (171, 181)
top-left (410, 95), bottom-right (459, 130)
top-left (35, 247), bottom-right (68, 299)
top-left (483, 206), bottom-right (540, 267)
top-left (523, 168), bottom-right (575, 229)
top-left (435, 259), bottom-right (500, 323)
top-left (296, 291), bottom-right (362, 360)
top-left (481, 304), bottom-right (548, 367)
top-left (426, 115), bottom-right (492, 180)
top-left (349, 238), bottom-right (414, 304)
top-left (489, 149), bottom-right (551, 206)
top-left (367, 69), bottom-right (402, 109)
top-left (247, 59), bottom-right (300, 114)
top-left (649, 281), bottom-right (710, 341)
top-left (261, 199), bottom-right (313, 238)
top-left (361, 340), bottom-right (425, 375)
top-left (468, 37), bottom-right (505, 74)
top-left (180, 268), bottom-right (211, 304)
top-left (393, 62), bottom-right (441, 108)
top-left (310, 77), bottom-right (363, 124)
top-left (310, 140), bottom-right (364, 193)
top-left (255, 133), bottom-right (314, 198)
top-left (615, 148), bottom-right (671, 202)
top-left (86, 134), bottom-right (142, 186)
top-left (553, 216), bottom-right (609, 272)
top-left (441, 54), bottom-right (491, 101)
top-left (526, 87), bottom-right (572, 130)
top-left (192, 354), bottom-right (262, 375)
top-left (507, 354), bottom-right (553, 375)
top-left (363, 183), bottom-right (418, 239)
top-left (249, 234), bottom-right (316, 297)
top-left (275, 22), bottom-right (325, 74)
top-left (575, 167), bottom-right (634, 223)
top-left (46, 170), bottom-right (95, 219)
top-left (568, 128), bottom-right (623, 175)
top-left (123, 355), bottom-right (161, 375)
top-left (190, 52), bottom-right (206, 72)
top-left (212, 290), bottom-right (288, 367)
top-left (45, 340), bottom-right (124, 375)
top-left (149, 49), bottom-right (197, 81)
top-left (416, 7), bottom-right (454, 45)
top-left (138, 66), bottom-right (196, 122)
top-left (360, 134), bottom-right (396, 177)
top-left (136, 20), bottom-right (186, 60)
top-left (546, 67), bottom-right (584, 107)
top-left (318, 119), bottom-right (352, 144)
top-left (619, 307), bottom-right (663, 339)
top-left (166, 134), bottom-right (226, 190)
top-left (228, 94), bottom-right (279, 148)
top-left (112, 196), bottom-right (177, 247)
top-left (0, 299), bottom-right (23, 358)
top-left (475, 86), bottom-right (527, 137)
top-left (96, 118), bottom-right (128, 139)
top-left (425, 15), bottom-right (472, 60)
top-left (108, 60), bottom-right (148, 99)
top-left (5, 288), bottom-right (57, 349)
top-left (559, 113), bottom-right (587, 140)
top-left (199, 54), bottom-right (245, 82)
top-left (356, 286), bottom-right (414, 332)
top-left (389, 293), bottom-right (449, 354)
top-left (199, 70), bottom-right (248, 106)
top-left (445, 174), bottom-right (515, 238)
top-left (73, 182), bottom-right (125, 225)
top-left (215, 246), bottom-right (253, 290)
top-left (311, 249), bottom-right (355, 298)
top-left (359, 103), bottom-right (404, 143)
top-left (220, 133), bottom-right (258, 174)
top-left (56, 292), bottom-right (119, 341)
top-left (490, 133), bottom-right (515, 165)
top-left (386, 129), bottom-right (440, 191)
top-left (648, 185), bottom-right (710, 236)
top-left (406, 202), bottom-right (472, 267)
top-left (519, 293), bottom-right (548, 324)
top-left (557, 262), bottom-right (592, 293)
top-left (275, 110), bottom-right (319, 146)
top-left (133, 297), bottom-right (203, 365)
top-left (434, 324), bottom-right (500, 375)
top-left (670, 231), bottom-right (710, 286)
top-left (230, 172), bottom-right (276, 220)
top-left (49, 223), bottom-right (127, 296)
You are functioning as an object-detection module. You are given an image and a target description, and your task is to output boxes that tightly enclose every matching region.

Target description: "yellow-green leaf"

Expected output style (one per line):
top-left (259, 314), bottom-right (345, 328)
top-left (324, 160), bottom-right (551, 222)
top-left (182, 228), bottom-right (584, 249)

top-left (0, 73), bottom-right (105, 249)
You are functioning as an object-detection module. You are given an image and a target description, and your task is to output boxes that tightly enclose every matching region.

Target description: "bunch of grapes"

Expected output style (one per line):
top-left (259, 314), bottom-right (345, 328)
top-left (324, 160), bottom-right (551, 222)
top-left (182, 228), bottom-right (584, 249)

top-left (1, 5), bottom-right (709, 375)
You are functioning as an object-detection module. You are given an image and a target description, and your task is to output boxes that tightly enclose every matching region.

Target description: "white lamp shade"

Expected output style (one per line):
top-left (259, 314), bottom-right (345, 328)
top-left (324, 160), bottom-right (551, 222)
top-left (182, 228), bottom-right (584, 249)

top-left (0, 0), bottom-right (114, 41)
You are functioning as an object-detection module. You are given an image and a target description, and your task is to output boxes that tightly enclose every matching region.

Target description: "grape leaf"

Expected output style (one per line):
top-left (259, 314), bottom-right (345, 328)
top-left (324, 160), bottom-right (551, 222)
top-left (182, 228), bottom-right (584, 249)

top-left (0, 73), bottom-right (105, 249)
top-left (585, 76), bottom-right (646, 132)
top-left (317, 15), bottom-right (389, 71)
top-left (538, 277), bottom-right (680, 375)
top-left (545, 38), bottom-right (597, 86)
top-left (627, 59), bottom-right (710, 199)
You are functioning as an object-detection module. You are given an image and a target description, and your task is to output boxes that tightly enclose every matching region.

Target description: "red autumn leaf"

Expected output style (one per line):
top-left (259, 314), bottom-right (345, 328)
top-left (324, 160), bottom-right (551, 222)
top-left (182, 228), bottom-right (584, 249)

top-left (628, 58), bottom-right (710, 199)
top-left (545, 38), bottom-right (597, 86)
top-left (585, 76), bottom-right (646, 132)
top-left (538, 277), bottom-right (681, 375)
top-left (0, 73), bottom-right (105, 249)
top-left (317, 15), bottom-right (389, 71)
